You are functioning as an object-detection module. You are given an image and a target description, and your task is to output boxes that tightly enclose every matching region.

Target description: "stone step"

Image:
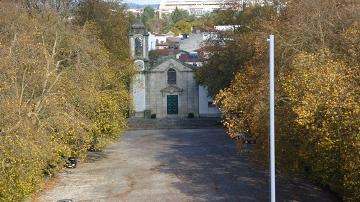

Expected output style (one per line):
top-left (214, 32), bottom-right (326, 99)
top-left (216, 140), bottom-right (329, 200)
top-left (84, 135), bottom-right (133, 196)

top-left (127, 117), bottom-right (222, 129)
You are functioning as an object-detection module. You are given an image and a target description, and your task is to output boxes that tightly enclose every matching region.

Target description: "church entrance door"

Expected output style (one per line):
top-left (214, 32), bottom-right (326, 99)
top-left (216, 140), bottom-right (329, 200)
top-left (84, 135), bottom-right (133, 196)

top-left (167, 95), bottom-right (178, 114)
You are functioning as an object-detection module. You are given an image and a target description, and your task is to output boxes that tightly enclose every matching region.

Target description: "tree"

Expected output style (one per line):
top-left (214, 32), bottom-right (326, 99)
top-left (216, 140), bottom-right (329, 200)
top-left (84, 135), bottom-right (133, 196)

top-left (196, 6), bottom-right (274, 97)
top-left (10, 0), bottom-right (77, 15)
top-left (281, 50), bottom-right (360, 199)
top-left (140, 7), bottom-right (165, 33)
top-left (75, 0), bottom-right (135, 85)
top-left (160, 7), bottom-right (195, 33)
top-left (142, 6), bottom-right (155, 27)
top-left (170, 20), bottom-right (192, 35)
top-left (170, 7), bottom-right (192, 24)
top-left (0, 1), bottom-right (132, 200)
top-left (147, 11), bottom-right (164, 33)
top-left (203, 0), bottom-right (360, 200)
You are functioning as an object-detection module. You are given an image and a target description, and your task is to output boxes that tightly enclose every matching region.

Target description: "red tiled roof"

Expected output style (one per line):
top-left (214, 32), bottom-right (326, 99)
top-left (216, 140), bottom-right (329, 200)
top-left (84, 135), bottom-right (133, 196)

top-left (150, 49), bottom-right (180, 57)
top-left (178, 52), bottom-right (204, 63)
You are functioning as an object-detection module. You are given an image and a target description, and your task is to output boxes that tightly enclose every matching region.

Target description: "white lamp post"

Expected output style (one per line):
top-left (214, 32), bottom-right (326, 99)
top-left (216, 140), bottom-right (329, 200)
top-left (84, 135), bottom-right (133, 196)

top-left (268, 34), bottom-right (276, 202)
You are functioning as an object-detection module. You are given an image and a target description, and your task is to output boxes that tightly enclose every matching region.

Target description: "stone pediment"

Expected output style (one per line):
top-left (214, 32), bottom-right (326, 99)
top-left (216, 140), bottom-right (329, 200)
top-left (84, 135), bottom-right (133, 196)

top-left (150, 58), bottom-right (194, 72)
top-left (160, 85), bottom-right (183, 94)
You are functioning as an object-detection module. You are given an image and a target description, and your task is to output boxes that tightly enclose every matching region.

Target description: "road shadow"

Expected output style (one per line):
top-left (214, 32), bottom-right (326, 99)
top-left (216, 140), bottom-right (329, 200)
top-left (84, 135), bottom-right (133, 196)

top-left (85, 151), bottom-right (108, 163)
top-left (154, 129), bottom-right (337, 202)
top-left (127, 117), bottom-right (222, 130)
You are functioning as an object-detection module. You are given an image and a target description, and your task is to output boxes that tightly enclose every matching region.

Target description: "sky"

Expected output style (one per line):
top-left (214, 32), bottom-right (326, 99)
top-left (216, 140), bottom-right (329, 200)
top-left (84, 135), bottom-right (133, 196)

top-left (125, 0), bottom-right (161, 4)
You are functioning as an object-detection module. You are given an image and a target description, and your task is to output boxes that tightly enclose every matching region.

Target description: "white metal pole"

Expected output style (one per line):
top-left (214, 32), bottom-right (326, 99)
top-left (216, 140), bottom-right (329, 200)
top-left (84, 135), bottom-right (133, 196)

top-left (269, 34), bottom-right (276, 202)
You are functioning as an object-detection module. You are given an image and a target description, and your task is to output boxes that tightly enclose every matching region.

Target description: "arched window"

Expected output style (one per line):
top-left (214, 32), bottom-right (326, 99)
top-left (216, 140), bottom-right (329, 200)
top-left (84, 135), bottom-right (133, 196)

top-left (167, 68), bottom-right (176, 84)
top-left (135, 37), bottom-right (143, 57)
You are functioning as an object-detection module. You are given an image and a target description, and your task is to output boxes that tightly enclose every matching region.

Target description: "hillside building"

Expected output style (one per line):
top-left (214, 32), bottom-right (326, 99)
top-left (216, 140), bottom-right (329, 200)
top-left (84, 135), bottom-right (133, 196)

top-left (159, 0), bottom-right (226, 16)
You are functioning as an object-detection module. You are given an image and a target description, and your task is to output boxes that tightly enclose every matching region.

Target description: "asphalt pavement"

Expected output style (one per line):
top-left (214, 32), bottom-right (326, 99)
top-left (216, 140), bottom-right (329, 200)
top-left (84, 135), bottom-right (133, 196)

top-left (38, 129), bottom-right (336, 202)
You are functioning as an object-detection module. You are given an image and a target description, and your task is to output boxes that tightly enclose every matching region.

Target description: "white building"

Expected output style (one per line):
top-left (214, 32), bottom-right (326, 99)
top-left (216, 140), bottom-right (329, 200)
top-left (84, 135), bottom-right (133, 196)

top-left (159, 0), bottom-right (265, 16)
top-left (159, 0), bottom-right (226, 16)
top-left (126, 9), bottom-right (143, 15)
top-left (148, 32), bottom-right (157, 51)
top-left (199, 86), bottom-right (219, 117)
top-left (215, 25), bottom-right (241, 31)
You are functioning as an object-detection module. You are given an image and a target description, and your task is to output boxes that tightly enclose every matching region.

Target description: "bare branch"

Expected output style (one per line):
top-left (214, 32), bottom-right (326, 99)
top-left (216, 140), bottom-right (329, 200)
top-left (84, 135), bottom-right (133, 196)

top-left (55, 58), bottom-right (68, 70)
top-left (9, 33), bottom-right (17, 56)
top-left (0, 121), bottom-right (21, 136)
top-left (52, 32), bottom-right (58, 59)
top-left (47, 71), bottom-right (64, 94)
top-left (18, 66), bottom-right (29, 116)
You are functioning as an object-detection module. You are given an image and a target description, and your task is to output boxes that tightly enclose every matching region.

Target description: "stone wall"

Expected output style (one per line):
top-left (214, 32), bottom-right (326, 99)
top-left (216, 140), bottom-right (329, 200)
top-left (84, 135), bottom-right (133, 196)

top-left (146, 60), bottom-right (199, 118)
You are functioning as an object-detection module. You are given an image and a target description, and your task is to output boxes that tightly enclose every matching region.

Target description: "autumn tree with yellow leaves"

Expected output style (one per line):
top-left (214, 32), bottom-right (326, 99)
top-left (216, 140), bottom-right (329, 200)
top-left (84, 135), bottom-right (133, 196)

top-left (198, 0), bottom-right (360, 200)
top-left (0, 1), bottom-right (133, 201)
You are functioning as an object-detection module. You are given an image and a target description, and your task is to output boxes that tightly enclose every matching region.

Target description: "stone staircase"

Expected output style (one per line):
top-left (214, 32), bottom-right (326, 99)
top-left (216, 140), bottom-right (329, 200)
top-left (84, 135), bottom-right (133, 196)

top-left (127, 117), bottom-right (223, 129)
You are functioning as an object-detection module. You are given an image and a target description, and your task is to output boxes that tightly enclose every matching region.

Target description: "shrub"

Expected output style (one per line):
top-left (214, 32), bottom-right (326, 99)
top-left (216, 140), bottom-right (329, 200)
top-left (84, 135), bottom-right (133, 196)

top-left (211, 2), bottom-right (360, 200)
top-left (150, 114), bottom-right (157, 119)
top-left (0, 2), bottom-right (132, 201)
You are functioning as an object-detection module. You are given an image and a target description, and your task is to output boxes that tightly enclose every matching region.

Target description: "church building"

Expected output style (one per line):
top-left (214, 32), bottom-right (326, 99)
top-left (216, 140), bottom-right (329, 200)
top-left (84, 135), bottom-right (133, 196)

top-left (129, 21), bottom-right (220, 118)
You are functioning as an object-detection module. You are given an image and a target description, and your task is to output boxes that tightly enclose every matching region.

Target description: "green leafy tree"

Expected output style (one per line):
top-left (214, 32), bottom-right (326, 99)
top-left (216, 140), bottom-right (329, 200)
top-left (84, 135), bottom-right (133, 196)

top-left (170, 7), bottom-right (192, 24)
top-left (170, 20), bottom-right (192, 35)
top-left (142, 6), bottom-right (155, 27)
top-left (196, 6), bottom-right (274, 97)
top-left (161, 7), bottom-right (195, 33)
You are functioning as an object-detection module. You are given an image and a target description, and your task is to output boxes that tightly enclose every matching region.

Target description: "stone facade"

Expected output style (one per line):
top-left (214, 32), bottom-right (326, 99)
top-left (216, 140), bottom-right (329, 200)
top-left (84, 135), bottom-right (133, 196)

top-left (146, 59), bottom-right (199, 118)
top-left (129, 21), bottom-right (219, 118)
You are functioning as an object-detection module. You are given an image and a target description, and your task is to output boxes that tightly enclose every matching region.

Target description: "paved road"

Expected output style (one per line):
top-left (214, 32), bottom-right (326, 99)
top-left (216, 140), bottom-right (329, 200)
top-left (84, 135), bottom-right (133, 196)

top-left (39, 129), bottom-right (336, 202)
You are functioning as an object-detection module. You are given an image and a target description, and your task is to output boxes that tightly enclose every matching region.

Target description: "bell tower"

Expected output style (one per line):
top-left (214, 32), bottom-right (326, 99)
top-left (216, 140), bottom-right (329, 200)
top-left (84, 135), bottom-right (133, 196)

top-left (129, 20), bottom-right (148, 117)
top-left (129, 20), bottom-right (149, 61)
